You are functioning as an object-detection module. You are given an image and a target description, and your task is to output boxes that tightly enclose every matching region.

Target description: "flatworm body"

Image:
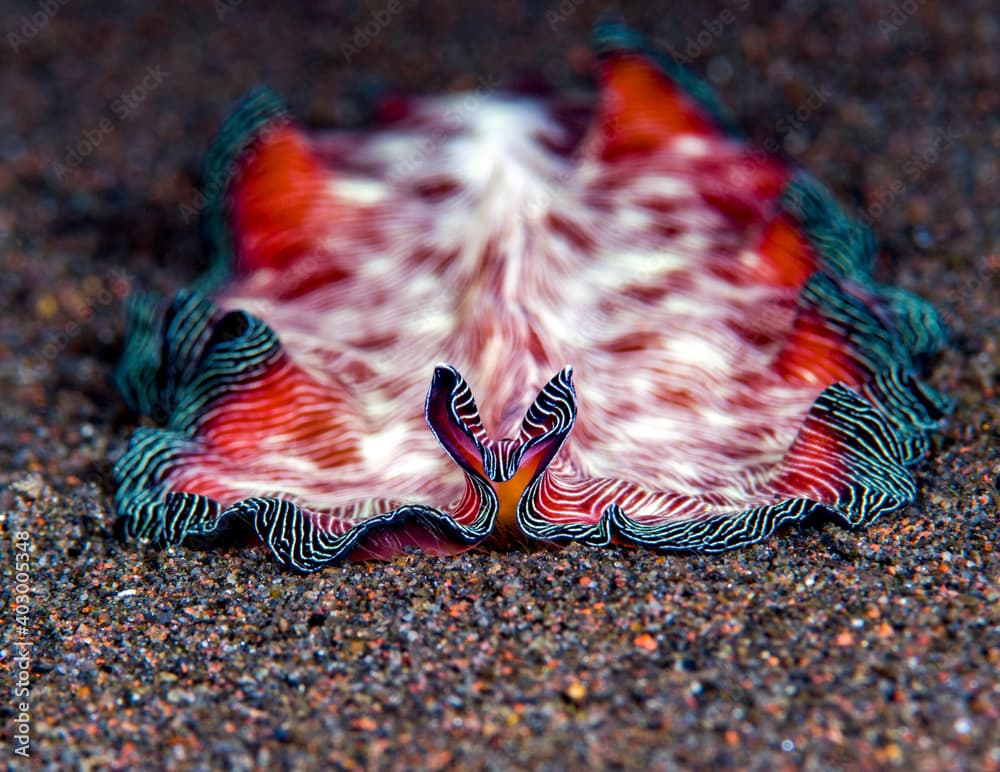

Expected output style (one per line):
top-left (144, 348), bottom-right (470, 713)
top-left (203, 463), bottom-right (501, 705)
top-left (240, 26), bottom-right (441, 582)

top-left (115, 21), bottom-right (949, 571)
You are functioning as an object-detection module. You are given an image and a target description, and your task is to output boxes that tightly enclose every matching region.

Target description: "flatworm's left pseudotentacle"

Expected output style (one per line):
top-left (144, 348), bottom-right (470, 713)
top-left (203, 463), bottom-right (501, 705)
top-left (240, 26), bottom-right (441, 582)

top-left (114, 21), bottom-right (949, 571)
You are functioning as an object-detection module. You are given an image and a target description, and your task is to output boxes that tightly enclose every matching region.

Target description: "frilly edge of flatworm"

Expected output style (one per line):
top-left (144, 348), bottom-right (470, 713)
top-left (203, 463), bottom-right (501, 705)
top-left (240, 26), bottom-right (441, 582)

top-left (112, 19), bottom-right (952, 571)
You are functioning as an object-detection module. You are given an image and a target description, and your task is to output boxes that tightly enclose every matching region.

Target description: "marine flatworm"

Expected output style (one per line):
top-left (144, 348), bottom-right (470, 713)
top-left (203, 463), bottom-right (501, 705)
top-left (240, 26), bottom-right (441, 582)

top-left (115, 20), bottom-right (949, 571)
